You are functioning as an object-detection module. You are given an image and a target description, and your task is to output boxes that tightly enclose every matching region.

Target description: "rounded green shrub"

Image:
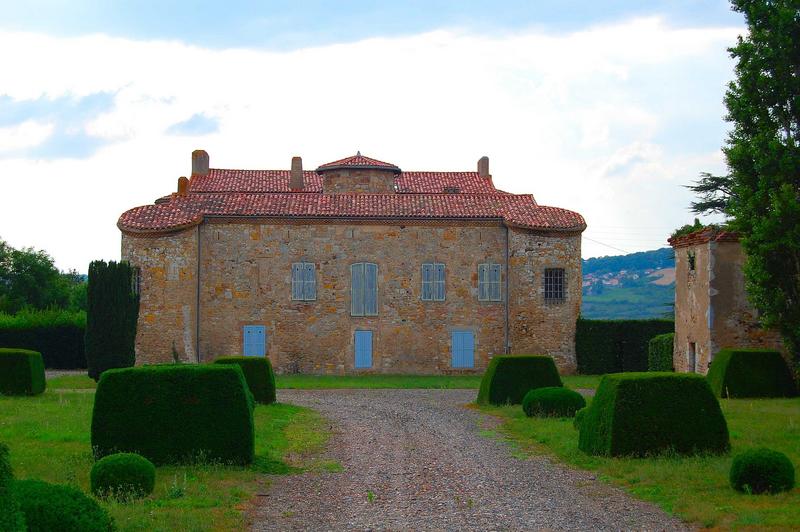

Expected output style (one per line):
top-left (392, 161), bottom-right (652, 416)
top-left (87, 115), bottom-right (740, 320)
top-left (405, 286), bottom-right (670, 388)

top-left (0, 348), bottom-right (45, 396)
top-left (476, 355), bottom-right (563, 405)
top-left (91, 453), bottom-right (155, 499)
top-left (647, 333), bottom-right (674, 372)
top-left (522, 387), bottom-right (586, 417)
top-left (573, 407), bottom-right (587, 430)
top-left (578, 372), bottom-right (729, 457)
top-left (213, 356), bottom-right (276, 404)
top-left (730, 448), bottom-right (795, 494)
top-left (0, 443), bottom-right (25, 532)
top-left (13, 479), bottom-right (113, 532)
top-left (92, 364), bottom-right (254, 465)
top-left (707, 348), bottom-right (796, 398)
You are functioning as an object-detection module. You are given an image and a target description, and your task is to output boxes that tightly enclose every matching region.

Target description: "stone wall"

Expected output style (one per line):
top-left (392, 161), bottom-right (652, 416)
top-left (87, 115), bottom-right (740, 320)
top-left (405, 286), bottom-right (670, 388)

top-left (121, 229), bottom-right (198, 365)
top-left (122, 220), bottom-right (582, 374)
top-left (321, 169), bottom-right (397, 194)
top-left (673, 241), bottom-right (712, 373)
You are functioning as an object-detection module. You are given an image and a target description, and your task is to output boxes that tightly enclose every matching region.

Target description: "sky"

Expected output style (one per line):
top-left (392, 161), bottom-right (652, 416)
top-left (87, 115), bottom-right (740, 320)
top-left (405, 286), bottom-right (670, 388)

top-left (0, 1), bottom-right (742, 271)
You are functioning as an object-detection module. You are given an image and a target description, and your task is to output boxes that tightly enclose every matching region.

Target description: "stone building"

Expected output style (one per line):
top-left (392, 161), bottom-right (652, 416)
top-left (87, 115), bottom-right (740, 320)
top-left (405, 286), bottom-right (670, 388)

top-left (118, 151), bottom-right (586, 374)
top-left (668, 227), bottom-right (783, 374)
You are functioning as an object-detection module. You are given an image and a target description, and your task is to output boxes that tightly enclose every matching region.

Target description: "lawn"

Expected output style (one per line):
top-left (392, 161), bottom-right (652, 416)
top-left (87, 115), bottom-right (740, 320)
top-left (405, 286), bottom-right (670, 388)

top-left (0, 386), bottom-right (333, 531)
top-left (480, 396), bottom-right (800, 529)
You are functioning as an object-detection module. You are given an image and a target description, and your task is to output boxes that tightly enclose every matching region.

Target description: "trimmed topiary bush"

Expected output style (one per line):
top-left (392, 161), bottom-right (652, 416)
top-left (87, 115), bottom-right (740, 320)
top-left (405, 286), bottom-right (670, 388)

top-left (91, 364), bottom-right (254, 465)
top-left (13, 479), bottom-right (113, 532)
top-left (522, 387), bottom-right (586, 417)
top-left (730, 448), bottom-right (795, 494)
top-left (578, 372), bottom-right (729, 457)
top-left (707, 348), bottom-right (796, 398)
top-left (0, 310), bottom-right (86, 369)
top-left (573, 407), bottom-right (587, 430)
top-left (0, 443), bottom-right (25, 532)
top-left (576, 318), bottom-right (674, 374)
top-left (213, 356), bottom-right (276, 404)
top-left (0, 348), bottom-right (45, 396)
top-left (648, 333), bottom-right (674, 372)
top-left (91, 453), bottom-right (155, 499)
top-left (477, 355), bottom-right (563, 405)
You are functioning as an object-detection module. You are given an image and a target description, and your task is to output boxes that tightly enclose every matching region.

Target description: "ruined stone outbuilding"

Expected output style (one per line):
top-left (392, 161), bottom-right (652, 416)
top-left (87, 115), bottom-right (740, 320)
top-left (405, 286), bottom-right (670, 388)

top-left (118, 151), bottom-right (586, 374)
top-left (669, 228), bottom-right (784, 374)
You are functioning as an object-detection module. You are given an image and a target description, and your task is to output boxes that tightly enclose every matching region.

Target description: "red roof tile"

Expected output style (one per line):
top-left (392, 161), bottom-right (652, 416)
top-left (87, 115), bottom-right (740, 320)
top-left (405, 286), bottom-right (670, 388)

top-left (119, 193), bottom-right (586, 234)
top-left (189, 169), bottom-right (502, 194)
top-left (668, 227), bottom-right (740, 248)
top-left (316, 153), bottom-right (400, 173)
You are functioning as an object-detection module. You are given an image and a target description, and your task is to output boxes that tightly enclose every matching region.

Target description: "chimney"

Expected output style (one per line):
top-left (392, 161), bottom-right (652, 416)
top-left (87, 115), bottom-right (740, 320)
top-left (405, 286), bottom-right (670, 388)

top-left (192, 149), bottom-right (209, 176)
top-left (290, 156), bottom-right (304, 190)
top-left (477, 156), bottom-right (490, 179)
top-left (177, 176), bottom-right (189, 196)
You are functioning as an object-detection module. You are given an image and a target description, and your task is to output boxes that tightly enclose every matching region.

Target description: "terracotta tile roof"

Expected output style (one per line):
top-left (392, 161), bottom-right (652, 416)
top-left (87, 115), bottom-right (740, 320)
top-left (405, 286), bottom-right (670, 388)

top-left (668, 227), bottom-right (740, 248)
top-left (316, 153), bottom-right (400, 173)
top-left (119, 193), bottom-right (586, 234)
top-left (189, 169), bottom-right (502, 194)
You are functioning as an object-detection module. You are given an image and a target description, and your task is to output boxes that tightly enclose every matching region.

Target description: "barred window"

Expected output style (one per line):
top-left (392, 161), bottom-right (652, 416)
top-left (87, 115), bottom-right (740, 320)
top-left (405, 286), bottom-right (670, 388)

top-left (478, 263), bottom-right (502, 302)
top-left (421, 263), bottom-right (445, 301)
top-left (291, 262), bottom-right (317, 301)
top-left (544, 268), bottom-right (565, 302)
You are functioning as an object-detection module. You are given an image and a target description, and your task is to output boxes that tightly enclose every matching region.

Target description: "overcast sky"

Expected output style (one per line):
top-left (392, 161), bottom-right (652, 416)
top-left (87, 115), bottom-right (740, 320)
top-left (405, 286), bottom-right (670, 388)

top-left (0, 1), bottom-right (740, 271)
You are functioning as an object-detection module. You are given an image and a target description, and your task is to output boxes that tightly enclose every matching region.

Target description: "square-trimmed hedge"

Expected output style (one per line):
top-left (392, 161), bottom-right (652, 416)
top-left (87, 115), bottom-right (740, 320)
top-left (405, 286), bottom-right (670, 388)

top-left (578, 372), bottom-right (729, 457)
top-left (213, 356), bottom-right (276, 404)
top-left (707, 348), bottom-right (796, 398)
top-left (647, 333), bottom-right (674, 372)
top-left (576, 318), bottom-right (674, 374)
top-left (91, 364), bottom-right (255, 465)
top-left (477, 355), bottom-right (562, 405)
top-left (0, 310), bottom-right (86, 369)
top-left (0, 348), bottom-right (46, 396)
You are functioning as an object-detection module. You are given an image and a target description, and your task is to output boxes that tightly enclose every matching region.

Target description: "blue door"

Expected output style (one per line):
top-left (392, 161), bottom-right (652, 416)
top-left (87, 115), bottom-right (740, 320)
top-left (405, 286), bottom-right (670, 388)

top-left (451, 331), bottom-right (475, 368)
top-left (354, 330), bottom-right (373, 369)
top-left (243, 325), bottom-right (266, 357)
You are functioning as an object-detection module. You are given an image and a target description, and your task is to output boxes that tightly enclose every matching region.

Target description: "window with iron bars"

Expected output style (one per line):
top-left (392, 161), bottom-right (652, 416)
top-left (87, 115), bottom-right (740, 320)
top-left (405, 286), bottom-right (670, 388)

top-left (544, 268), bottom-right (565, 302)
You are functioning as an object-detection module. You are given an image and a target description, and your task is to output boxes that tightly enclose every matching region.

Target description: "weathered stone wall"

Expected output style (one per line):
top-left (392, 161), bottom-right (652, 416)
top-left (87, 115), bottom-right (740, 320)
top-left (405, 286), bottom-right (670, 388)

top-left (508, 229), bottom-right (581, 372)
top-left (123, 220), bottom-right (581, 374)
top-left (709, 241), bottom-right (784, 356)
top-left (121, 229), bottom-right (198, 365)
top-left (321, 169), bottom-right (397, 194)
top-left (673, 242), bottom-right (712, 373)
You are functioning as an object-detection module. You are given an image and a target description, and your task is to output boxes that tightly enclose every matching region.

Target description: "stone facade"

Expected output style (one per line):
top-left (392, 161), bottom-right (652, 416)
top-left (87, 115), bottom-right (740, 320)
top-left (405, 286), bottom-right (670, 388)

top-left (119, 151), bottom-right (585, 374)
top-left (670, 229), bottom-right (783, 374)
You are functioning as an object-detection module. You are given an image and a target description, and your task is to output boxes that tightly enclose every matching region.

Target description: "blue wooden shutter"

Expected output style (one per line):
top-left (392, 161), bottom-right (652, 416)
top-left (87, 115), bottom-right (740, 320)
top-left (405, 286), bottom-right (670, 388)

top-left (354, 330), bottom-right (373, 368)
top-left (304, 262), bottom-right (316, 300)
top-left (478, 264), bottom-right (487, 301)
top-left (351, 263), bottom-right (364, 316)
top-left (434, 263), bottom-right (445, 301)
top-left (451, 331), bottom-right (474, 368)
top-left (421, 263), bottom-right (433, 300)
top-left (490, 264), bottom-right (502, 301)
top-left (291, 263), bottom-right (303, 300)
top-left (365, 263), bottom-right (378, 316)
top-left (243, 325), bottom-right (266, 357)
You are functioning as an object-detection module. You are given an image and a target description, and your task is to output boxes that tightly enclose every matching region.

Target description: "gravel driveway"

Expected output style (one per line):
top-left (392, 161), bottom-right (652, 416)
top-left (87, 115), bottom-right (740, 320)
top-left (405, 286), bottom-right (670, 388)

top-left (250, 389), bottom-right (687, 531)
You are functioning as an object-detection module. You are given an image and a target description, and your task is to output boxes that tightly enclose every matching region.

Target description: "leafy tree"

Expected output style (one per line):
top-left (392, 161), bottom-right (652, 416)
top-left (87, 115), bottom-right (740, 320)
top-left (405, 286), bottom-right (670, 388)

top-left (691, 1), bottom-right (800, 373)
top-left (86, 260), bottom-right (139, 381)
top-left (671, 218), bottom-right (705, 239)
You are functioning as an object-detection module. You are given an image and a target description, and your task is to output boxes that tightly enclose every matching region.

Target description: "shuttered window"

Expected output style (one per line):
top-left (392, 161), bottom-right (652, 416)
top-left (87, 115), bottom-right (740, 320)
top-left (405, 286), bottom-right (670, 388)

top-left (421, 263), bottom-right (446, 301)
top-left (351, 262), bottom-right (378, 316)
top-left (478, 263), bottom-right (502, 301)
top-left (291, 262), bottom-right (317, 301)
top-left (544, 268), bottom-right (566, 302)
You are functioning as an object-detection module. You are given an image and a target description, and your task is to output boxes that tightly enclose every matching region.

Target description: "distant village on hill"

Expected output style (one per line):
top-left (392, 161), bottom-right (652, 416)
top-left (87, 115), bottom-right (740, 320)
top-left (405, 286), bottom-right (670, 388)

top-left (581, 248), bottom-right (675, 320)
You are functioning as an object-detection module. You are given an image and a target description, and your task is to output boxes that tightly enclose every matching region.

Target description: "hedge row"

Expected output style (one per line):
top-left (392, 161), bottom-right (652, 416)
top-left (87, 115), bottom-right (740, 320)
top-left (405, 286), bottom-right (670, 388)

top-left (576, 318), bottom-right (674, 374)
top-left (0, 310), bottom-right (86, 369)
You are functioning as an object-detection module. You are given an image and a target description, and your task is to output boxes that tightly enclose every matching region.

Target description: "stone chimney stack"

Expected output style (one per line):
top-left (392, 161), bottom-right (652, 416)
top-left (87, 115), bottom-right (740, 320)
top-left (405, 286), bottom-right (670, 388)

top-left (177, 176), bottom-right (189, 196)
top-left (290, 156), bottom-right (304, 190)
top-left (192, 149), bottom-right (209, 176)
top-left (477, 156), bottom-right (490, 179)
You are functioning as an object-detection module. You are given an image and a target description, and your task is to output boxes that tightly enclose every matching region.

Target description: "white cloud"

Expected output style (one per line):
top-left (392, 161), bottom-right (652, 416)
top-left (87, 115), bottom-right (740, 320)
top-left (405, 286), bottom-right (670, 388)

top-left (0, 17), bottom-right (741, 269)
top-left (0, 120), bottom-right (54, 151)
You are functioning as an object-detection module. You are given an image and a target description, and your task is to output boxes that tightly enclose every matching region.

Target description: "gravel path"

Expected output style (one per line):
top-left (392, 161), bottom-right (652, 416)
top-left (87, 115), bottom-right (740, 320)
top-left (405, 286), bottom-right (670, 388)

top-left (250, 389), bottom-right (687, 531)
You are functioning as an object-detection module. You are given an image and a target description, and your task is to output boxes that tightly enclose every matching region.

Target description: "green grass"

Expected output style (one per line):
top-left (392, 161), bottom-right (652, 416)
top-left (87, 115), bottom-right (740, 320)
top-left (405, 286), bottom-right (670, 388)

top-left (480, 396), bottom-right (800, 528)
top-left (48, 374), bottom-right (97, 389)
top-left (0, 389), bottom-right (331, 531)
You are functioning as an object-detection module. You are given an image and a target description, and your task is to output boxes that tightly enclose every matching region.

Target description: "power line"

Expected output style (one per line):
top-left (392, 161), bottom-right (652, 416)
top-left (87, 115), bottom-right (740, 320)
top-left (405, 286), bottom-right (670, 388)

top-left (582, 236), bottom-right (630, 255)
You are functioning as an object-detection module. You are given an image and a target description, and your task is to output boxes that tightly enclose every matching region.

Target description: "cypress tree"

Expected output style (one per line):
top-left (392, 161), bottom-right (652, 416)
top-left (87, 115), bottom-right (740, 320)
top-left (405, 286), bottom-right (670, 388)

top-left (86, 260), bottom-right (139, 381)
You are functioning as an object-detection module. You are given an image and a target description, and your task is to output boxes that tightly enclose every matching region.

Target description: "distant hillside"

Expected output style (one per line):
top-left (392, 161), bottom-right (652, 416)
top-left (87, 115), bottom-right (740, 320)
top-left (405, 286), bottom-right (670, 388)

top-left (581, 248), bottom-right (675, 320)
